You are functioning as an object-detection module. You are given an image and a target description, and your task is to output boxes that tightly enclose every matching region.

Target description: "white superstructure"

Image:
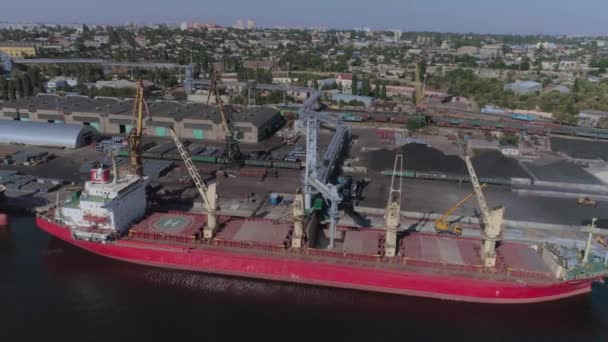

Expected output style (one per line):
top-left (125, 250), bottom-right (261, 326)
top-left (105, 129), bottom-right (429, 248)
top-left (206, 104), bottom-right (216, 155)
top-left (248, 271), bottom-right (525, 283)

top-left (59, 164), bottom-right (147, 237)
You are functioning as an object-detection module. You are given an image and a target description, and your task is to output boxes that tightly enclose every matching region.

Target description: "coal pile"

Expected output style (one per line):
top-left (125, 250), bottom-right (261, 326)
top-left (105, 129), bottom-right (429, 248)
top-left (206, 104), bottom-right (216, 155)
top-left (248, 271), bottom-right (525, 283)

top-left (551, 137), bottom-right (608, 161)
top-left (367, 144), bottom-right (529, 179)
top-left (524, 160), bottom-right (601, 184)
top-left (470, 150), bottom-right (529, 178)
top-left (367, 144), bottom-right (466, 173)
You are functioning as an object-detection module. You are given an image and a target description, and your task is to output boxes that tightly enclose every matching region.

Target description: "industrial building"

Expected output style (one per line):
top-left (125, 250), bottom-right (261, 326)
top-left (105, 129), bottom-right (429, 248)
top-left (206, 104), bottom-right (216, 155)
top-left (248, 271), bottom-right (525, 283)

top-left (0, 94), bottom-right (282, 143)
top-left (0, 52), bottom-right (11, 73)
top-left (0, 120), bottom-right (98, 148)
top-left (45, 76), bottom-right (79, 92)
top-left (479, 44), bottom-right (504, 59)
top-left (242, 59), bottom-right (277, 70)
top-left (456, 46), bottom-right (480, 56)
top-left (578, 109), bottom-right (608, 128)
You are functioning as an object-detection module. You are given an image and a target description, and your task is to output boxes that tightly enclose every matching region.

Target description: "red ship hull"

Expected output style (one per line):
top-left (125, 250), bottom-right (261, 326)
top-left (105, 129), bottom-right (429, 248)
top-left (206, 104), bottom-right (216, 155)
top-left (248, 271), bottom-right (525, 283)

top-left (37, 216), bottom-right (601, 304)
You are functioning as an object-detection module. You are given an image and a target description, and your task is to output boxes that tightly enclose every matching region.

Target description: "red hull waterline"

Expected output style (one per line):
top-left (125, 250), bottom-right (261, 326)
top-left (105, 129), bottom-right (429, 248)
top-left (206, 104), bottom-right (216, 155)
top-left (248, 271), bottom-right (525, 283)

top-left (37, 217), bottom-right (601, 304)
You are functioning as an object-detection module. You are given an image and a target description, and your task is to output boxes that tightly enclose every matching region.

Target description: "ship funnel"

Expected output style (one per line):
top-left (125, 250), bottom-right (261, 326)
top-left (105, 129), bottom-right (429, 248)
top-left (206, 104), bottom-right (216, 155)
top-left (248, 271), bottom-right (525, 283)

top-left (91, 164), bottom-right (111, 184)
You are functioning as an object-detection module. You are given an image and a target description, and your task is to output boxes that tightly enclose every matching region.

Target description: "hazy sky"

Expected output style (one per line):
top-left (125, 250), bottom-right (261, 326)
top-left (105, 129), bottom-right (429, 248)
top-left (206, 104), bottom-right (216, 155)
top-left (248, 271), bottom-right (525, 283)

top-left (3, 0), bottom-right (607, 35)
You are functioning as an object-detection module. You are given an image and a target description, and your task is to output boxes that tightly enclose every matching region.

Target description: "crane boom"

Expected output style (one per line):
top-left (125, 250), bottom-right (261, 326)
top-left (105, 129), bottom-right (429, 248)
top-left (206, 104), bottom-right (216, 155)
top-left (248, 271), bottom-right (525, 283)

top-left (291, 189), bottom-right (306, 248)
top-left (207, 71), bottom-right (243, 167)
top-left (384, 153), bottom-right (403, 257)
top-left (464, 155), bottom-right (504, 267)
top-left (464, 156), bottom-right (491, 227)
top-left (207, 71), bottom-right (232, 134)
top-left (168, 128), bottom-right (218, 236)
top-left (126, 80), bottom-right (148, 177)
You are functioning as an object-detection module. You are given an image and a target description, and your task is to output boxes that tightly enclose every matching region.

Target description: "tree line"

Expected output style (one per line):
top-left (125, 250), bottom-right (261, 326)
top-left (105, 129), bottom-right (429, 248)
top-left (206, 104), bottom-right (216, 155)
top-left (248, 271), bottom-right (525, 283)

top-left (0, 67), bottom-right (45, 100)
top-left (352, 74), bottom-right (387, 99)
top-left (236, 68), bottom-right (273, 83)
top-left (426, 68), bottom-right (608, 124)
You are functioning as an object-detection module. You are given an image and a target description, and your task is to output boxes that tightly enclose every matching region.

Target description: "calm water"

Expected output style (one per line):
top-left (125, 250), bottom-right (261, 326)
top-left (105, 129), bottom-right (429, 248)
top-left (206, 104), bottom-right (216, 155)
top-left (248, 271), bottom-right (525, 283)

top-left (2, 215), bottom-right (608, 342)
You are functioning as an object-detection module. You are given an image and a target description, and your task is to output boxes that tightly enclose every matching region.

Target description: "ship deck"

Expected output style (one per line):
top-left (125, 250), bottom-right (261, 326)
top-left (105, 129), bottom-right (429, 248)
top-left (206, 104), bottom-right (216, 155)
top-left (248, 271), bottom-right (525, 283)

top-left (129, 212), bottom-right (207, 243)
top-left (118, 212), bottom-right (557, 284)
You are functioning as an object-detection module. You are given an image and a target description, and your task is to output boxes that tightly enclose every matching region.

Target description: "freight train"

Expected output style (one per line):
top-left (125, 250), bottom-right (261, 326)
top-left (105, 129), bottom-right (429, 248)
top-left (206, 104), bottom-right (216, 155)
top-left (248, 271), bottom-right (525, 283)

top-left (431, 115), bottom-right (608, 140)
top-left (333, 112), bottom-right (427, 125)
top-left (117, 149), bottom-right (302, 170)
top-left (380, 169), bottom-right (532, 186)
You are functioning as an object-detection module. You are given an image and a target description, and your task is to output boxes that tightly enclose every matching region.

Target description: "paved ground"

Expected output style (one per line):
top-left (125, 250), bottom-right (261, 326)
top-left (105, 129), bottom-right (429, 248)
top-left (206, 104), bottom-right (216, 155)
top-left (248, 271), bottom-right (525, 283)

top-left (551, 136), bottom-right (608, 161)
top-left (524, 157), bottom-right (602, 184)
top-left (2, 144), bottom-right (106, 183)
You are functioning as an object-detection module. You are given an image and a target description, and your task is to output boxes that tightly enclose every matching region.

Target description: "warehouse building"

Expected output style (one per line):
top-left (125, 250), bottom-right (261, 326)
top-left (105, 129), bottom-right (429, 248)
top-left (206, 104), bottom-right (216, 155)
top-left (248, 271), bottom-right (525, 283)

top-left (0, 94), bottom-right (282, 143)
top-left (0, 120), bottom-right (98, 148)
top-left (504, 81), bottom-right (542, 95)
top-left (578, 109), bottom-right (608, 128)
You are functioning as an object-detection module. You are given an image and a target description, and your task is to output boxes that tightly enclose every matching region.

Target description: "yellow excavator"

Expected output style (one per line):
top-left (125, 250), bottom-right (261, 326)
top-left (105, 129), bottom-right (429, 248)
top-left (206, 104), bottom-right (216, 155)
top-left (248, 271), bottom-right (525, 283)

top-left (435, 184), bottom-right (487, 236)
top-left (577, 197), bottom-right (598, 207)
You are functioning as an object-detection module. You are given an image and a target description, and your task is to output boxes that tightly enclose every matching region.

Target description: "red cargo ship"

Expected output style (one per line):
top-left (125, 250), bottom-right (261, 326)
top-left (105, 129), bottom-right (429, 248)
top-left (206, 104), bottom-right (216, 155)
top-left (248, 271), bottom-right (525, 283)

top-left (36, 164), bottom-right (608, 304)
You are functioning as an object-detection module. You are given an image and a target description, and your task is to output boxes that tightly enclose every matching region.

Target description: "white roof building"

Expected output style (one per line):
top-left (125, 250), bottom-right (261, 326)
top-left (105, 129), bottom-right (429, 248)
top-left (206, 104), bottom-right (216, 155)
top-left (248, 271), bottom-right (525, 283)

top-left (0, 120), bottom-right (98, 148)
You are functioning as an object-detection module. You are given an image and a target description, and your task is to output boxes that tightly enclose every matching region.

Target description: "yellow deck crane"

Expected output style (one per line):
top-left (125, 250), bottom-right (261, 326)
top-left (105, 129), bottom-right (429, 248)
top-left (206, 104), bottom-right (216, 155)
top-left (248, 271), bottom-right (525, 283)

top-left (435, 184), bottom-right (487, 236)
top-left (169, 128), bottom-right (219, 239)
top-left (126, 80), bottom-right (148, 177)
top-left (207, 71), bottom-right (244, 167)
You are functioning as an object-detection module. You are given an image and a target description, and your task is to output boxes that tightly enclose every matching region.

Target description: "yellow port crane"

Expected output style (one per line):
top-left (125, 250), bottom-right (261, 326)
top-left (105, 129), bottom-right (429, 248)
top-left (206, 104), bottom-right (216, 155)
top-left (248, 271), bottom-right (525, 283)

top-left (207, 71), bottom-right (244, 167)
top-left (435, 184), bottom-right (487, 236)
top-left (126, 80), bottom-right (149, 177)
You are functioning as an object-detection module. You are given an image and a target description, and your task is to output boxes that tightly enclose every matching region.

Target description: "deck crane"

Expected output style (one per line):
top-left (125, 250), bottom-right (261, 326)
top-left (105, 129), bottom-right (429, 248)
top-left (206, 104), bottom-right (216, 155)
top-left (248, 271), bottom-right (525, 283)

top-left (291, 188), bottom-right (306, 248)
top-left (168, 128), bottom-right (218, 239)
top-left (207, 71), bottom-right (244, 168)
top-left (384, 153), bottom-right (404, 258)
top-left (464, 156), bottom-right (504, 268)
top-left (126, 80), bottom-right (149, 177)
top-left (434, 184), bottom-right (487, 236)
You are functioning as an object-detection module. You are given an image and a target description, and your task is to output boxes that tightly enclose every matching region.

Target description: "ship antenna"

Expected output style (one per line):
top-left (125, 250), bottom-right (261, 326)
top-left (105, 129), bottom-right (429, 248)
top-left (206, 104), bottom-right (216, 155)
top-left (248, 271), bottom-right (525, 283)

top-left (55, 191), bottom-right (62, 220)
top-left (111, 151), bottom-right (119, 184)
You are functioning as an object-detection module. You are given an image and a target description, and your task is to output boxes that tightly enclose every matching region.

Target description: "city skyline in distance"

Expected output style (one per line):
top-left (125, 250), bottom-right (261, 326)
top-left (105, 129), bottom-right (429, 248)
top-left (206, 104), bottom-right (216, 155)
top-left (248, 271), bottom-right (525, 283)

top-left (2, 0), bottom-right (608, 36)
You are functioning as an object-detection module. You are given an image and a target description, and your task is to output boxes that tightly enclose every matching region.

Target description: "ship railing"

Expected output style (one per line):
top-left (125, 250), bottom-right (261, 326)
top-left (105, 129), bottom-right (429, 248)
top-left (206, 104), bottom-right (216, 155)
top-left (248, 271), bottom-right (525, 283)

top-left (506, 268), bottom-right (553, 280)
top-left (129, 231), bottom-right (196, 244)
top-left (570, 270), bottom-right (608, 280)
top-left (212, 239), bottom-right (287, 253)
top-left (305, 248), bottom-right (381, 262)
top-left (403, 258), bottom-right (484, 273)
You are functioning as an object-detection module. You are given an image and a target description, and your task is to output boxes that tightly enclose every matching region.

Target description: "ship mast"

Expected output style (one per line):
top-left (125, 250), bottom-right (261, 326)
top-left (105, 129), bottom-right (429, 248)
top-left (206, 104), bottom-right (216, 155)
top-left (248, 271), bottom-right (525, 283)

top-left (111, 151), bottom-right (119, 185)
